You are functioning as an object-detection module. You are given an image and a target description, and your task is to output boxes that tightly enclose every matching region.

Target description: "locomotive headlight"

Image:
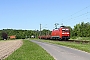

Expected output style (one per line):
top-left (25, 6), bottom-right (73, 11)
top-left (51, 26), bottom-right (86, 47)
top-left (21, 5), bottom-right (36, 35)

top-left (66, 33), bottom-right (69, 34)
top-left (62, 33), bottom-right (65, 34)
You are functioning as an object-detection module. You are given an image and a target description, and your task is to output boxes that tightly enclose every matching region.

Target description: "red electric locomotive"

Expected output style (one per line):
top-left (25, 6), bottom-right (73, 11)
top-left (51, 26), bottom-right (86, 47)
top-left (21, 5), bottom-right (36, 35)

top-left (38, 26), bottom-right (70, 40)
top-left (51, 26), bottom-right (70, 40)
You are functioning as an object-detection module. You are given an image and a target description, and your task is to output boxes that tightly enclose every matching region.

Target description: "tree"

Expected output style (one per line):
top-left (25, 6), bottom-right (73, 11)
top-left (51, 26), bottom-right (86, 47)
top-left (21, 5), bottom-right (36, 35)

top-left (1, 32), bottom-right (8, 40)
top-left (72, 22), bottom-right (90, 37)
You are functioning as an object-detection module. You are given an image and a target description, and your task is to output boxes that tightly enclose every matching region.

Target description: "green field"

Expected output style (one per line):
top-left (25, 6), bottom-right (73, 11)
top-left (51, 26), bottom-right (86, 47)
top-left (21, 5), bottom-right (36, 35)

top-left (37, 39), bottom-right (90, 53)
top-left (5, 40), bottom-right (54, 60)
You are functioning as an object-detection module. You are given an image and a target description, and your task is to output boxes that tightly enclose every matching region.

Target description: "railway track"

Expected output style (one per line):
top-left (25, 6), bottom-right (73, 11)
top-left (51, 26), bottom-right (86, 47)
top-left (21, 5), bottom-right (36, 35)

top-left (66, 40), bottom-right (90, 44)
top-left (56, 39), bottom-right (90, 44)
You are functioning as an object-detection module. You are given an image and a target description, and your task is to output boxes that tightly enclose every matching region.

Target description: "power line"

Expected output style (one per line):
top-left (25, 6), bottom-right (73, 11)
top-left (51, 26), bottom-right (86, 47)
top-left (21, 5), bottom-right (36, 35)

top-left (69, 12), bottom-right (90, 20)
top-left (71, 5), bottom-right (90, 16)
top-left (62, 5), bottom-right (90, 21)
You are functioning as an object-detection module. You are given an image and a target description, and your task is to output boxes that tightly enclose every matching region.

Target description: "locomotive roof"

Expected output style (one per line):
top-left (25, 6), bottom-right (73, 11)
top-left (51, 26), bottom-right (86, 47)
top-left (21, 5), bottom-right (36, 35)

top-left (53, 26), bottom-right (69, 30)
top-left (60, 26), bottom-right (66, 28)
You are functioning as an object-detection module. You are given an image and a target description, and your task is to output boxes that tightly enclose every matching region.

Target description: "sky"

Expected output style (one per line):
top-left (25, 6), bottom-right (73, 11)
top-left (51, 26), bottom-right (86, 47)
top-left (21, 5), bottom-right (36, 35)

top-left (0, 0), bottom-right (90, 30)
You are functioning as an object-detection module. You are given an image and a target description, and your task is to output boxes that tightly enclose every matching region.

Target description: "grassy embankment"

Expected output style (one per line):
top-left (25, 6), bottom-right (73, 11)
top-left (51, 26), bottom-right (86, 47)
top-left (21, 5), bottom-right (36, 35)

top-left (37, 39), bottom-right (90, 53)
top-left (5, 40), bottom-right (54, 60)
top-left (70, 37), bottom-right (90, 41)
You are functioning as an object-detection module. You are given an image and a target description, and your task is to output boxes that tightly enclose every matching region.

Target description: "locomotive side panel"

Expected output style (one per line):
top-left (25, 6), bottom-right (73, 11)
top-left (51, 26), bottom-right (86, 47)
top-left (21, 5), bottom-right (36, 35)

top-left (51, 29), bottom-right (61, 40)
top-left (60, 28), bottom-right (62, 39)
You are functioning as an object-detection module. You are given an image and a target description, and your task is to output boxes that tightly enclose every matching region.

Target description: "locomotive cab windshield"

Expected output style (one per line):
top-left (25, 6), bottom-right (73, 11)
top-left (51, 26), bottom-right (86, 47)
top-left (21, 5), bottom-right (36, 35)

top-left (62, 28), bottom-right (69, 32)
top-left (61, 28), bottom-right (70, 40)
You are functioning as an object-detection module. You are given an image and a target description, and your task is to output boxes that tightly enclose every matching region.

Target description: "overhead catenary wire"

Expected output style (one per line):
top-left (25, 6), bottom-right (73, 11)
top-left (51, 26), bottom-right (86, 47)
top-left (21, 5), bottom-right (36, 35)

top-left (71, 5), bottom-right (90, 16)
top-left (69, 12), bottom-right (90, 20)
top-left (62, 5), bottom-right (90, 21)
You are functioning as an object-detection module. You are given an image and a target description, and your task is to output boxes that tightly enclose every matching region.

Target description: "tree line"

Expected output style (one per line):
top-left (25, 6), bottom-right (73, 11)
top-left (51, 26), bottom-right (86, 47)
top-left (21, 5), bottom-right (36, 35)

top-left (70, 22), bottom-right (90, 37)
top-left (0, 22), bottom-right (90, 40)
top-left (0, 29), bottom-right (51, 39)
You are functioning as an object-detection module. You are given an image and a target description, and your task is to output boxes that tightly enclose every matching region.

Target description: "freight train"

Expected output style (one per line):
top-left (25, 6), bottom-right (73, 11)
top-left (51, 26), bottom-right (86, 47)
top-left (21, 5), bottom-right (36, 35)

top-left (38, 26), bottom-right (70, 40)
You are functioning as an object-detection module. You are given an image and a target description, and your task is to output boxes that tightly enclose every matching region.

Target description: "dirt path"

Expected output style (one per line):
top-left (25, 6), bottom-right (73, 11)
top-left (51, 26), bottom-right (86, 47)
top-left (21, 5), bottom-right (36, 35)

top-left (0, 40), bottom-right (23, 60)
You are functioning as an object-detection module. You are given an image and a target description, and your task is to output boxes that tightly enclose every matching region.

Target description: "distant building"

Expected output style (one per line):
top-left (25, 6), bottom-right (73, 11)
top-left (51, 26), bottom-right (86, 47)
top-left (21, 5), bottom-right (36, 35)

top-left (31, 35), bottom-right (35, 38)
top-left (9, 35), bottom-right (16, 39)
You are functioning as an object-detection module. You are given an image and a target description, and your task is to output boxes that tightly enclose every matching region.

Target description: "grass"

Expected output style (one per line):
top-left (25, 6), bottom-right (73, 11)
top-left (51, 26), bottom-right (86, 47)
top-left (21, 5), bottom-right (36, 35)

top-left (77, 37), bottom-right (90, 40)
top-left (5, 40), bottom-right (54, 60)
top-left (70, 37), bottom-right (90, 41)
top-left (37, 39), bottom-right (90, 53)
